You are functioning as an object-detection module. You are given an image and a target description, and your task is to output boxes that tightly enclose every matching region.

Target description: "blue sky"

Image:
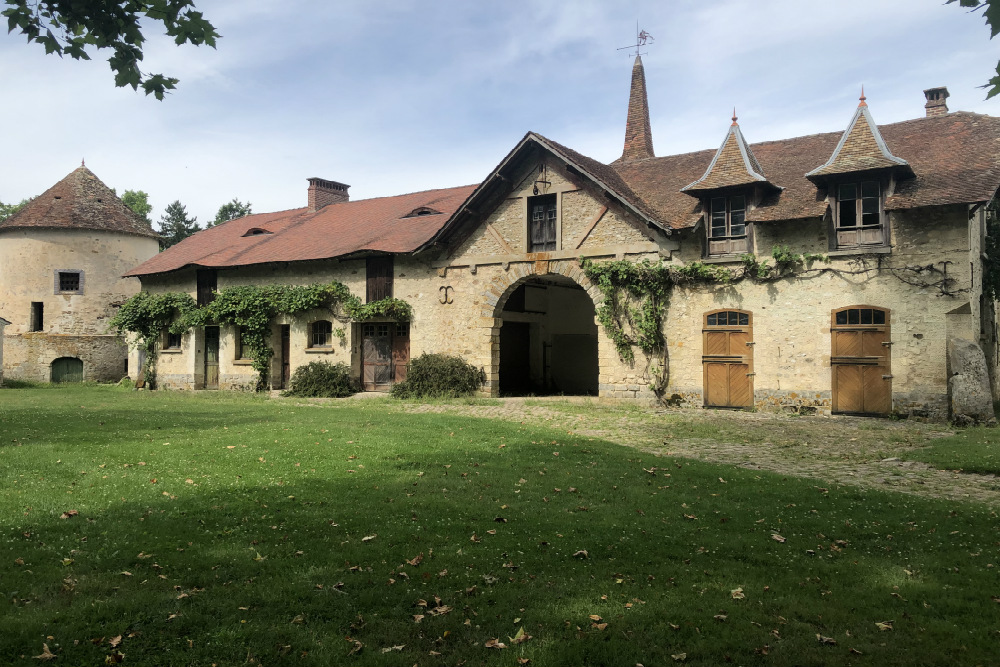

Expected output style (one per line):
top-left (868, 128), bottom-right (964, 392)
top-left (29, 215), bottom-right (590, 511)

top-left (1, 0), bottom-right (999, 228)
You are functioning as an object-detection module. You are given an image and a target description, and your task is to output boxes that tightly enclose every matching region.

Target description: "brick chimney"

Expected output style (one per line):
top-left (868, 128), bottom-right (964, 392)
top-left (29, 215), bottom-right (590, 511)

top-left (923, 86), bottom-right (950, 117)
top-left (307, 177), bottom-right (350, 212)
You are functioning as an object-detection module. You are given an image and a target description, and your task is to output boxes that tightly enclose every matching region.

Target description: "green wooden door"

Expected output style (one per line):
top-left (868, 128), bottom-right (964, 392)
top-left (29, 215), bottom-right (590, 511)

top-left (204, 326), bottom-right (220, 390)
top-left (51, 357), bottom-right (83, 383)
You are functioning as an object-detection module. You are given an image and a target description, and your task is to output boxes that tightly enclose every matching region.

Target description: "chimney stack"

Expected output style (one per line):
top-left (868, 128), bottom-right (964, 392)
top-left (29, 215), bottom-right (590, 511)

top-left (307, 177), bottom-right (350, 212)
top-left (923, 86), bottom-right (950, 118)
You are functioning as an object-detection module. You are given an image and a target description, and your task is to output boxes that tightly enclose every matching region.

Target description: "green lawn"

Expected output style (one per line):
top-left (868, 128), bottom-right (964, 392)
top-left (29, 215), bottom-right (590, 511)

top-left (1, 386), bottom-right (998, 666)
top-left (903, 427), bottom-right (1000, 474)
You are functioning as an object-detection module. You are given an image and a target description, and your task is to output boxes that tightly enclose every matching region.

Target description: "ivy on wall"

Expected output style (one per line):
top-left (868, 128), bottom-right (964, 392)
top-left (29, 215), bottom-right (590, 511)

top-left (584, 243), bottom-right (972, 398)
top-left (110, 281), bottom-right (413, 391)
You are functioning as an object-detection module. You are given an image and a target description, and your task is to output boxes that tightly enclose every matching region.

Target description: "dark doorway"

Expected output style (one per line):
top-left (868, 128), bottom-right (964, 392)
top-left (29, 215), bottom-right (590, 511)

top-left (280, 325), bottom-right (291, 389)
top-left (499, 322), bottom-right (531, 394)
top-left (203, 326), bottom-right (220, 389)
top-left (51, 357), bottom-right (83, 383)
top-left (497, 276), bottom-right (598, 396)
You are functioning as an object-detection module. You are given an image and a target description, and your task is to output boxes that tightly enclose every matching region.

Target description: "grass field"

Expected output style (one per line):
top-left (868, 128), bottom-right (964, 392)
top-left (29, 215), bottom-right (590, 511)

top-left (903, 427), bottom-right (1000, 474)
top-left (1, 386), bottom-right (999, 666)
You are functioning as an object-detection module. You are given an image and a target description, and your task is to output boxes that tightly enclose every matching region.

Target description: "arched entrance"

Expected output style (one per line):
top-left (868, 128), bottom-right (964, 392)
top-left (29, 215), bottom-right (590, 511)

top-left (496, 274), bottom-right (599, 396)
top-left (51, 357), bottom-right (83, 383)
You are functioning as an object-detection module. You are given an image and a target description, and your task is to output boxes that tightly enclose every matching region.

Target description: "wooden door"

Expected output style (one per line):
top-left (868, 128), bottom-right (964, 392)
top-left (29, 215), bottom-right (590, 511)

top-left (51, 357), bottom-right (83, 383)
top-left (280, 325), bottom-right (290, 389)
top-left (203, 326), bottom-right (220, 390)
top-left (392, 322), bottom-right (410, 383)
top-left (831, 306), bottom-right (890, 415)
top-left (362, 323), bottom-right (394, 391)
top-left (702, 310), bottom-right (753, 408)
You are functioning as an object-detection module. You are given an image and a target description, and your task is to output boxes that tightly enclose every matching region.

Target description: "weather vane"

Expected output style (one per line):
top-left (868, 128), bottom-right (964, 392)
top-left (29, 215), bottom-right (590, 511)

top-left (617, 23), bottom-right (653, 57)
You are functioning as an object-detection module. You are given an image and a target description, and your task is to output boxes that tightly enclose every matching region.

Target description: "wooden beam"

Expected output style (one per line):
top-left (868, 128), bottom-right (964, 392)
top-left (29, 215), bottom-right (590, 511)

top-left (572, 205), bottom-right (608, 250)
top-left (486, 223), bottom-right (515, 254)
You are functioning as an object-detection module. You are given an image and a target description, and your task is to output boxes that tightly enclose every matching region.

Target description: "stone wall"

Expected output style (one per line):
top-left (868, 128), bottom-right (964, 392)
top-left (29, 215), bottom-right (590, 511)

top-left (3, 333), bottom-right (128, 382)
top-left (0, 227), bottom-right (158, 382)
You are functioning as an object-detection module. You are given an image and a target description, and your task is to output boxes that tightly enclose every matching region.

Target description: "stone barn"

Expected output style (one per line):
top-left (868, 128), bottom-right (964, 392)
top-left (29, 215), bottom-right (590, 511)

top-left (124, 60), bottom-right (1000, 421)
top-left (0, 165), bottom-right (160, 383)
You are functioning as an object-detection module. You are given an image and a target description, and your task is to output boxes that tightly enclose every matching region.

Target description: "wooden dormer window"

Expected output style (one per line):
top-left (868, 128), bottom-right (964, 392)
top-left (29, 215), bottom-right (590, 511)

top-left (835, 180), bottom-right (885, 248)
top-left (528, 194), bottom-right (556, 252)
top-left (707, 194), bottom-right (748, 256)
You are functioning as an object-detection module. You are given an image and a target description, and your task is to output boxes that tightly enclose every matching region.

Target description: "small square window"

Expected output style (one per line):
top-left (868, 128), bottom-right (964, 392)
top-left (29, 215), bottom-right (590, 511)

top-left (165, 331), bottom-right (181, 349)
top-left (55, 270), bottom-right (83, 294)
top-left (311, 321), bottom-right (333, 347)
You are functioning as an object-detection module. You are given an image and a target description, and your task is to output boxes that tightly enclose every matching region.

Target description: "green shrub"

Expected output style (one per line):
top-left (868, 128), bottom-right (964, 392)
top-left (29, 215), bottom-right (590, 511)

top-left (283, 361), bottom-right (356, 398)
top-left (390, 353), bottom-right (483, 399)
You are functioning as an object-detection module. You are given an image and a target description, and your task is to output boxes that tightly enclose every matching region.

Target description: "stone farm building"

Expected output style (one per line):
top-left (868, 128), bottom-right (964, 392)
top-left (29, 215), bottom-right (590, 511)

top-left (125, 58), bottom-right (1000, 420)
top-left (0, 166), bottom-right (160, 383)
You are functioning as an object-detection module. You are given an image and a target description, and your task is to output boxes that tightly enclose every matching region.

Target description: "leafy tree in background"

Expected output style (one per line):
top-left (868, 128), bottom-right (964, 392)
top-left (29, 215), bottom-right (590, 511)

top-left (0, 197), bottom-right (32, 222)
top-left (2, 0), bottom-right (219, 99)
top-left (120, 189), bottom-right (153, 225)
top-left (210, 198), bottom-right (252, 226)
top-left (950, 0), bottom-right (1000, 98)
top-left (158, 200), bottom-right (200, 249)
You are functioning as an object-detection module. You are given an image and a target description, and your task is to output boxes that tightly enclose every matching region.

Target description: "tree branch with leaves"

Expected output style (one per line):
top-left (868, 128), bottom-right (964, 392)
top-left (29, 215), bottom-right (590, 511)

top-left (2, 0), bottom-right (219, 99)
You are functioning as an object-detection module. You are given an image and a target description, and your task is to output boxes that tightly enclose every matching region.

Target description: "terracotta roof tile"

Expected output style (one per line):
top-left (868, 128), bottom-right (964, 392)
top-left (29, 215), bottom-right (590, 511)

top-left (681, 121), bottom-right (773, 193)
top-left (125, 185), bottom-right (477, 277)
top-left (615, 111), bottom-right (1000, 228)
top-left (806, 102), bottom-right (909, 179)
top-left (0, 166), bottom-right (159, 239)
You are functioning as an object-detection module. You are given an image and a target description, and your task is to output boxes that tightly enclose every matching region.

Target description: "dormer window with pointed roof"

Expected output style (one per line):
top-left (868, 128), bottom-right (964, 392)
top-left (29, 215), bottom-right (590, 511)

top-left (681, 113), bottom-right (778, 258)
top-left (806, 92), bottom-right (913, 252)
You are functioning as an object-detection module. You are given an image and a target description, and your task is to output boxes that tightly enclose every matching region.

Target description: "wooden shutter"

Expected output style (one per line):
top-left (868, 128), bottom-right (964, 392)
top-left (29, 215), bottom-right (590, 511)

top-left (366, 256), bottom-right (394, 302)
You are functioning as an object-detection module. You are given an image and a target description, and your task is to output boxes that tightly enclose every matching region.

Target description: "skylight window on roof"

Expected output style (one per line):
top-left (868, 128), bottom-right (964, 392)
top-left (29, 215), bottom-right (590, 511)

top-left (402, 207), bottom-right (441, 218)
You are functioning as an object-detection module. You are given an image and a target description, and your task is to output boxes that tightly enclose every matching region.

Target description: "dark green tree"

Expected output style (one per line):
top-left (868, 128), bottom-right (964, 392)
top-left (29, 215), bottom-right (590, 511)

top-left (158, 200), bottom-right (200, 249)
top-left (0, 197), bottom-right (32, 222)
top-left (2, 0), bottom-right (219, 99)
top-left (121, 189), bottom-right (153, 225)
top-left (210, 198), bottom-right (252, 226)
top-left (950, 0), bottom-right (1000, 98)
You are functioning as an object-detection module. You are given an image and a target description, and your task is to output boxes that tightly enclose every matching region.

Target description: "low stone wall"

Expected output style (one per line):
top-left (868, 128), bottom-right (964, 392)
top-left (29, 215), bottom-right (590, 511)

top-left (3, 333), bottom-right (128, 382)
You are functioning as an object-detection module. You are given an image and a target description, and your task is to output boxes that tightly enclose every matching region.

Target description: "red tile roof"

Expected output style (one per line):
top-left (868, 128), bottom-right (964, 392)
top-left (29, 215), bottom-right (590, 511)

top-left (681, 120), bottom-right (773, 193)
top-left (0, 166), bottom-right (159, 238)
top-left (616, 111), bottom-right (1000, 228)
top-left (125, 185), bottom-right (476, 277)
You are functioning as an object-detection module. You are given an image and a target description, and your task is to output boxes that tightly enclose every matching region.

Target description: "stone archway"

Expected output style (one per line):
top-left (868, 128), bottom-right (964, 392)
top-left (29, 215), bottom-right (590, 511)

top-left (481, 261), bottom-right (604, 396)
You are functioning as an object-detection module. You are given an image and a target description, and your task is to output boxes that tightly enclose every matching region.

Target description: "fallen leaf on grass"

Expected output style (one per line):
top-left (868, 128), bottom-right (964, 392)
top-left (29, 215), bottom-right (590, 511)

top-left (484, 638), bottom-right (506, 649)
top-left (771, 533), bottom-right (786, 543)
top-left (875, 621), bottom-right (893, 631)
top-left (517, 659), bottom-right (531, 665)
top-left (714, 614), bottom-right (728, 621)
top-left (413, 614), bottom-right (425, 623)
top-left (509, 627), bottom-right (531, 645)
top-left (347, 639), bottom-right (363, 655)
top-left (671, 653), bottom-right (686, 661)
top-left (731, 587), bottom-right (745, 600)
top-left (291, 614), bottom-right (305, 624)
top-left (683, 514), bottom-right (697, 520)
top-left (591, 622), bottom-right (608, 630)
top-left (850, 648), bottom-right (864, 655)
top-left (573, 550), bottom-right (589, 559)
top-left (109, 636), bottom-right (122, 648)
top-left (380, 645), bottom-right (405, 653)
top-left (362, 534), bottom-right (377, 542)
top-left (816, 634), bottom-right (837, 645)
top-left (59, 510), bottom-right (79, 520)
top-left (406, 553), bottom-right (424, 566)
top-left (34, 643), bottom-right (57, 660)
top-left (105, 649), bottom-right (125, 664)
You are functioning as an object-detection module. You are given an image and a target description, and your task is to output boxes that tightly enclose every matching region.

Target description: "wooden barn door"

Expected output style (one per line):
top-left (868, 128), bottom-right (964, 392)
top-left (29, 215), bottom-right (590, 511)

top-left (392, 323), bottom-right (410, 383)
top-left (203, 326), bottom-right (220, 390)
top-left (280, 325), bottom-right (290, 389)
top-left (702, 310), bottom-right (753, 408)
top-left (51, 357), bottom-right (83, 383)
top-left (362, 323), bottom-right (393, 391)
top-left (831, 306), bottom-right (891, 415)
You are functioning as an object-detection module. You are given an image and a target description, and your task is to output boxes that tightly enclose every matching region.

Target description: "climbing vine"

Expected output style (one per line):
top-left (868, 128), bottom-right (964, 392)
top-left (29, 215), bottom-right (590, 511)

top-left (108, 291), bottom-right (199, 388)
top-left (584, 243), bottom-right (969, 400)
top-left (983, 198), bottom-right (1000, 302)
top-left (111, 281), bottom-right (413, 392)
